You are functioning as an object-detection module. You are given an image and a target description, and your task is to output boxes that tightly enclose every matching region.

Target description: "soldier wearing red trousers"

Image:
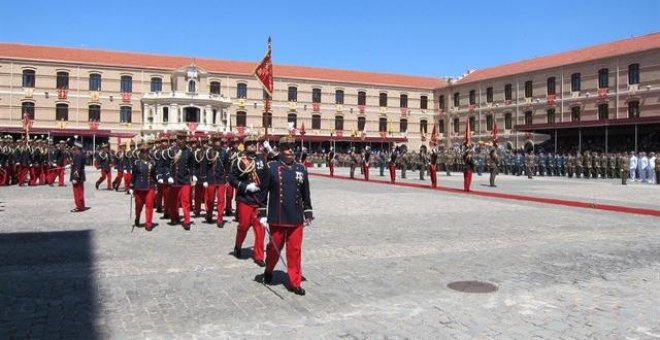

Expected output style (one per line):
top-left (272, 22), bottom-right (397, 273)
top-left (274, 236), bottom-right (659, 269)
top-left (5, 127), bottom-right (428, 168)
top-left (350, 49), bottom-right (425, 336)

top-left (112, 144), bottom-right (126, 191)
top-left (70, 140), bottom-right (88, 212)
top-left (463, 149), bottom-right (475, 192)
top-left (260, 135), bottom-right (314, 296)
top-left (129, 142), bottom-right (157, 231)
top-left (228, 134), bottom-right (269, 267)
top-left (389, 146), bottom-right (398, 184)
top-left (123, 142), bottom-right (136, 194)
top-left (53, 140), bottom-right (67, 186)
top-left (192, 138), bottom-right (206, 217)
top-left (28, 139), bottom-right (43, 186)
top-left (165, 132), bottom-right (195, 230)
top-left (362, 146), bottom-right (371, 181)
top-left (155, 134), bottom-right (171, 217)
top-left (327, 147), bottom-right (335, 177)
top-left (224, 139), bottom-right (239, 217)
top-left (95, 143), bottom-right (113, 190)
top-left (429, 148), bottom-right (438, 188)
top-left (201, 134), bottom-right (230, 228)
top-left (16, 139), bottom-right (31, 186)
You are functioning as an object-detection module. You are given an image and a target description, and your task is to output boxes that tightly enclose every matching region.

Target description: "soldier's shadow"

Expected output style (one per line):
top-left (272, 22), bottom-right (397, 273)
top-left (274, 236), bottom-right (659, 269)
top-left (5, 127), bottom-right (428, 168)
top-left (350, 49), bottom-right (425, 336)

top-left (228, 247), bottom-right (254, 260)
top-left (253, 270), bottom-right (289, 287)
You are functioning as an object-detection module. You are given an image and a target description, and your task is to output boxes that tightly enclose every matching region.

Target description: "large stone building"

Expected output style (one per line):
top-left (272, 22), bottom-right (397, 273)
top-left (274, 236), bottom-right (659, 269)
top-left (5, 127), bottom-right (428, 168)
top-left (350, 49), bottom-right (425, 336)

top-left (1, 32), bottom-right (659, 152)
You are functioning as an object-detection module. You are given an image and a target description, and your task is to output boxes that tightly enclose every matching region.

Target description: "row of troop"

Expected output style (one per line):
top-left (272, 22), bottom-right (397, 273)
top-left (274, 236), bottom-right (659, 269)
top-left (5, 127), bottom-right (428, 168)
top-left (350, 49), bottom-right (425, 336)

top-left (0, 136), bottom-right (70, 187)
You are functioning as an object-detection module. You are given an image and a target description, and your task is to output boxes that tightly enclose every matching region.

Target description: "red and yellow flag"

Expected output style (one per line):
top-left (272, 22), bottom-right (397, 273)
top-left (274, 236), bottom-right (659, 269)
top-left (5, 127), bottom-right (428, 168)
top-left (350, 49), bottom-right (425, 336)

top-left (254, 37), bottom-right (273, 97)
top-left (464, 118), bottom-right (471, 147)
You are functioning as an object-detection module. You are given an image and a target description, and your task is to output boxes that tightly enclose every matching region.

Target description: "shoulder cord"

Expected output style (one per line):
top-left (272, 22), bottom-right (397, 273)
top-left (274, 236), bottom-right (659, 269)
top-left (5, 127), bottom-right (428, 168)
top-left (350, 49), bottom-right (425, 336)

top-left (237, 156), bottom-right (256, 175)
top-left (206, 148), bottom-right (219, 163)
top-left (194, 149), bottom-right (205, 163)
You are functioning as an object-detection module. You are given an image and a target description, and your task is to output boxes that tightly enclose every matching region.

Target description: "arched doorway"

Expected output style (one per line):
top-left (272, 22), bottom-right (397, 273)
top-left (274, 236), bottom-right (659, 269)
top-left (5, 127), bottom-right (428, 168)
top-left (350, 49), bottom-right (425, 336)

top-left (184, 107), bottom-right (200, 122)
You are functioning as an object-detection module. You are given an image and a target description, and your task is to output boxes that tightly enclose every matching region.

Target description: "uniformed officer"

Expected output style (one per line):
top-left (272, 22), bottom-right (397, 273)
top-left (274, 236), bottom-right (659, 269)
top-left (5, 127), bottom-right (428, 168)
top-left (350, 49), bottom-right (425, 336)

top-left (95, 143), bottom-right (113, 190)
top-left (70, 139), bottom-right (88, 212)
top-left (488, 149), bottom-right (500, 187)
top-left (327, 147), bottom-right (335, 177)
top-left (463, 149), bottom-right (475, 192)
top-left (165, 132), bottom-right (196, 230)
top-left (362, 146), bottom-right (371, 181)
top-left (260, 135), bottom-right (313, 296)
top-left (429, 147), bottom-right (438, 188)
top-left (202, 134), bottom-right (230, 228)
top-left (349, 148), bottom-right (358, 179)
top-left (228, 134), bottom-right (269, 267)
top-left (112, 144), bottom-right (126, 191)
top-left (389, 146), bottom-right (398, 184)
top-left (123, 142), bottom-right (137, 193)
top-left (129, 142), bottom-right (157, 231)
top-left (192, 138), bottom-right (206, 217)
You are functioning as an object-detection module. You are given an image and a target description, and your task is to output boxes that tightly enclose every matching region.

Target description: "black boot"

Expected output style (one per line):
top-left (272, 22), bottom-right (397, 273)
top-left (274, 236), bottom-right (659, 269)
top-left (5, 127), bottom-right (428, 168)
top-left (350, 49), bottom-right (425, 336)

top-left (134, 218), bottom-right (140, 227)
top-left (288, 286), bottom-right (305, 296)
top-left (254, 259), bottom-right (266, 267)
top-left (263, 271), bottom-right (273, 284)
top-left (233, 247), bottom-right (241, 259)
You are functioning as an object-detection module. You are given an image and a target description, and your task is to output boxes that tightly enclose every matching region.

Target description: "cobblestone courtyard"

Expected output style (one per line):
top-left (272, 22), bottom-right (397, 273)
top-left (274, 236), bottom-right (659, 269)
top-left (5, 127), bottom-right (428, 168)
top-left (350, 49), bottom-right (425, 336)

top-left (1, 167), bottom-right (659, 339)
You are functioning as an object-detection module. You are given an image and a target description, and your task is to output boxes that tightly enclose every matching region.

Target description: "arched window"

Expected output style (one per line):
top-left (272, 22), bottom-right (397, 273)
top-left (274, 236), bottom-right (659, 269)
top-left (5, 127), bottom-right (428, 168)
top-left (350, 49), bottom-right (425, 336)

top-left (335, 90), bottom-right (344, 104)
top-left (379, 117), bottom-right (387, 132)
top-left (453, 92), bottom-right (460, 107)
top-left (400, 118), bottom-right (408, 133)
top-left (335, 116), bottom-right (344, 131)
top-left (88, 105), bottom-right (101, 121)
top-left (288, 86), bottom-right (297, 102)
top-left (56, 72), bottom-right (69, 89)
top-left (236, 111), bottom-right (246, 127)
top-left (236, 83), bottom-right (247, 98)
top-left (120, 106), bottom-right (132, 123)
top-left (287, 113), bottom-right (297, 128)
top-left (22, 102), bottom-right (35, 119)
top-left (357, 117), bottom-right (366, 131)
top-left (89, 74), bottom-right (102, 91)
top-left (188, 80), bottom-right (197, 93)
top-left (56, 103), bottom-right (69, 121)
top-left (312, 88), bottom-right (322, 103)
top-left (120, 75), bottom-right (132, 93)
top-left (486, 88), bottom-right (493, 103)
top-left (420, 119), bottom-right (428, 134)
top-left (22, 70), bottom-right (35, 88)
top-left (262, 112), bottom-right (272, 128)
top-left (151, 77), bottom-right (162, 92)
top-left (210, 81), bottom-right (221, 95)
top-left (312, 114), bottom-right (321, 130)
top-left (504, 84), bottom-right (512, 101)
top-left (357, 91), bottom-right (366, 106)
top-left (598, 69), bottom-right (609, 88)
top-left (379, 93), bottom-right (388, 107)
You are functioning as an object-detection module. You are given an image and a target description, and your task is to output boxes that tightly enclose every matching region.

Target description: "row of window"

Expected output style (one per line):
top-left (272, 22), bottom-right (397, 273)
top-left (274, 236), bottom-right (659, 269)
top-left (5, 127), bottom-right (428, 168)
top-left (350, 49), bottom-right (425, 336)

top-left (443, 64), bottom-right (642, 109)
top-left (21, 102), bottom-right (132, 123)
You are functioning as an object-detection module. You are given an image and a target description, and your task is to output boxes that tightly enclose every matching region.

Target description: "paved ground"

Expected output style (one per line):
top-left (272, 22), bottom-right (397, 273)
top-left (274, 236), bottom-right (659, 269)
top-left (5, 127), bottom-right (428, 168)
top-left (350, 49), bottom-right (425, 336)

top-left (1, 167), bottom-right (659, 339)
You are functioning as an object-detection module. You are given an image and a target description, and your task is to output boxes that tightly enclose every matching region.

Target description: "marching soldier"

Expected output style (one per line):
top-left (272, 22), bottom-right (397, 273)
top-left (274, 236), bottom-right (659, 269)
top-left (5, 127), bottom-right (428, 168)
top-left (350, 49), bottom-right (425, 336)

top-left (362, 146), bottom-right (371, 181)
top-left (112, 144), bottom-right (126, 191)
top-left (429, 147), bottom-right (438, 188)
top-left (260, 135), bottom-right (313, 296)
top-left (165, 132), bottom-right (196, 230)
top-left (327, 147), bottom-right (335, 177)
top-left (582, 151), bottom-right (591, 179)
top-left (192, 138), bottom-right (206, 218)
top-left (70, 139), bottom-right (88, 212)
top-left (488, 149), bottom-right (500, 187)
top-left (129, 142), bottom-right (157, 231)
top-left (123, 142), bottom-right (136, 193)
top-left (95, 143), bottom-right (112, 190)
top-left (399, 150), bottom-right (408, 179)
top-left (225, 138), bottom-right (240, 217)
top-left (202, 134), bottom-right (230, 228)
top-left (463, 149), bottom-right (475, 192)
top-left (566, 152), bottom-right (575, 178)
top-left (228, 134), bottom-right (269, 267)
top-left (389, 146), bottom-right (398, 184)
top-left (418, 148), bottom-right (428, 181)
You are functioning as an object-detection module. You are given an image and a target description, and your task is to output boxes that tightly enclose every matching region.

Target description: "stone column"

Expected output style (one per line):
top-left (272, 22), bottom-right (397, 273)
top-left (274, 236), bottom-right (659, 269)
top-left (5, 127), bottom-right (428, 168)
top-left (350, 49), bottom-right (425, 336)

top-left (205, 105), bottom-right (213, 129)
top-left (170, 104), bottom-right (179, 125)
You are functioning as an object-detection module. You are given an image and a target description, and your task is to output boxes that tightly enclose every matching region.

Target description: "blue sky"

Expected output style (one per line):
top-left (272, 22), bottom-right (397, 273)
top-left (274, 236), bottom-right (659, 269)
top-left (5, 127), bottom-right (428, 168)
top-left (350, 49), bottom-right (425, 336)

top-left (0, 0), bottom-right (658, 78)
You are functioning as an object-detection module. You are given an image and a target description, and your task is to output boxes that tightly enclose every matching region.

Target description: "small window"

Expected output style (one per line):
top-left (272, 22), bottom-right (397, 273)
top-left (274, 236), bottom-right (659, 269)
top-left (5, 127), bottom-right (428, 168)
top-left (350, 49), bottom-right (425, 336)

top-left (22, 102), bottom-right (35, 119)
top-left (598, 103), bottom-right (609, 120)
top-left (288, 86), bottom-right (297, 102)
top-left (312, 114), bottom-right (321, 129)
top-left (504, 113), bottom-right (512, 130)
top-left (162, 107), bottom-right (169, 123)
top-left (379, 117), bottom-right (387, 132)
top-left (571, 73), bottom-right (581, 92)
top-left (453, 92), bottom-right (460, 107)
top-left (262, 112), bottom-right (273, 128)
top-left (312, 88), bottom-right (322, 103)
top-left (524, 81), bottom-right (533, 98)
top-left (547, 108), bottom-right (555, 124)
top-left (188, 80), bottom-right (196, 93)
top-left (469, 90), bottom-right (476, 105)
top-left (547, 77), bottom-right (556, 95)
top-left (151, 77), bottom-right (162, 92)
top-left (236, 83), bottom-right (247, 98)
top-left (287, 113), bottom-right (297, 128)
top-left (379, 93), bottom-right (388, 107)
top-left (420, 96), bottom-right (428, 109)
top-left (22, 70), bottom-right (35, 88)
top-left (335, 116), bottom-right (344, 131)
top-left (399, 119), bottom-right (408, 133)
top-left (486, 87), bottom-right (493, 103)
top-left (120, 75), bottom-right (132, 93)
top-left (504, 84), bottom-right (512, 101)
top-left (486, 115), bottom-right (493, 131)
top-left (571, 106), bottom-right (581, 122)
top-left (468, 117), bottom-right (475, 132)
top-left (524, 111), bottom-right (533, 125)
top-left (210, 81), bottom-right (221, 95)
top-left (236, 111), bottom-right (247, 127)
top-left (598, 68), bottom-right (609, 88)
top-left (89, 74), bottom-right (102, 91)
top-left (88, 105), bottom-right (101, 121)
top-left (420, 119), bottom-right (428, 134)
top-left (357, 91), bottom-right (366, 106)
top-left (453, 118), bottom-right (460, 133)
top-left (56, 72), bottom-right (69, 89)
top-left (335, 90), bottom-right (344, 104)
top-left (439, 95), bottom-right (445, 110)
top-left (628, 64), bottom-right (640, 85)
top-left (400, 94), bottom-right (408, 108)
top-left (357, 116), bottom-right (366, 131)
top-left (56, 103), bottom-right (69, 121)
top-left (120, 106), bottom-right (132, 123)
top-left (628, 101), bottom-right (640, 118)
top-left (438, 120), bottom-right (445, 134)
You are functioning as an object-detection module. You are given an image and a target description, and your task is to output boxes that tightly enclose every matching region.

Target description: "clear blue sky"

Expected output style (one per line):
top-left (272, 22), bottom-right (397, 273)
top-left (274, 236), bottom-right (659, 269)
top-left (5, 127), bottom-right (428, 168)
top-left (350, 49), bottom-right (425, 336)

top-left (1, 0), bottom-right (658, 78)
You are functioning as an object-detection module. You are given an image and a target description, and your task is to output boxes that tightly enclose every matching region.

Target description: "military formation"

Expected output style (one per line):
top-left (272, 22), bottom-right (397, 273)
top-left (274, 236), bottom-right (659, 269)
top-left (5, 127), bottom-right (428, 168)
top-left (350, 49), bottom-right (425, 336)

top-left (0, 135), bottom-right (70, 187)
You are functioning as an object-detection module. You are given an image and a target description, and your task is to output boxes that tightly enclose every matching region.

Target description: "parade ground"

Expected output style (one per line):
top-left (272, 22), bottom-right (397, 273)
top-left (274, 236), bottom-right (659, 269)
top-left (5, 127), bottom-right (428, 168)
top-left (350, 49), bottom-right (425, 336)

top-left (1, 167), bottom-right (659, 339)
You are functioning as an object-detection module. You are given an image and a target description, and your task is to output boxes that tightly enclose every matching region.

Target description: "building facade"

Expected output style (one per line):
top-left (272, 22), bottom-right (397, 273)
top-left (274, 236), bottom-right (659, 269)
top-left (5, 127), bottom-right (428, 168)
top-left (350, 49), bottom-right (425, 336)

top-left (1, 33), bottom-right (659, 152)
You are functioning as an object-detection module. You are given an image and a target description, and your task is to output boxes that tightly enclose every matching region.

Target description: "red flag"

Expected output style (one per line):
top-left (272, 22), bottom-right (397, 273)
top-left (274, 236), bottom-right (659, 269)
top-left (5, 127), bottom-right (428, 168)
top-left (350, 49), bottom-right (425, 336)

top-left (254, 37), bottom-right (273, 97)
top-left (492, 121), bottom-right (499, 146)
top-left (464, 118), bottom-right (471, 147)
top-left (430, 123), bottom-right (439, 145)
top-left (299, 122), bottom-right (306, 136)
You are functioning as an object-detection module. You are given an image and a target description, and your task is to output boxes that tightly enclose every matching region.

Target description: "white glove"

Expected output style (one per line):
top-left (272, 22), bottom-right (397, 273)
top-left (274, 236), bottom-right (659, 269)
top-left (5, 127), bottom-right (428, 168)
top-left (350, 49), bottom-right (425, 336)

top-left (246, 183), bottom-right (260, 193)
top-left (203, 182), bottom-right (209, 188)
top-left (128, 189), bottom-right (134, 195)
top-left (167, 177), bottom-right (174, 184)
top-left (71, 179), bottom-right (77, 185)
top-left (192, 175), bottom-right (198, 183)
top-left (259, 217), bottom-right (268, 227)
top-left (157, 178), bottom-right (164, 184)
top-left (263, 141), bottom-right (273, 153)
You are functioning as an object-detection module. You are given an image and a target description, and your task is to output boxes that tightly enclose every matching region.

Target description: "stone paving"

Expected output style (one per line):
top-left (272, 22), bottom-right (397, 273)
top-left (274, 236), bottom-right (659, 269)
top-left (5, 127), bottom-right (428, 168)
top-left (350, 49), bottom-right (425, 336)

top-left (1, 167), bottom-right (659, 339)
